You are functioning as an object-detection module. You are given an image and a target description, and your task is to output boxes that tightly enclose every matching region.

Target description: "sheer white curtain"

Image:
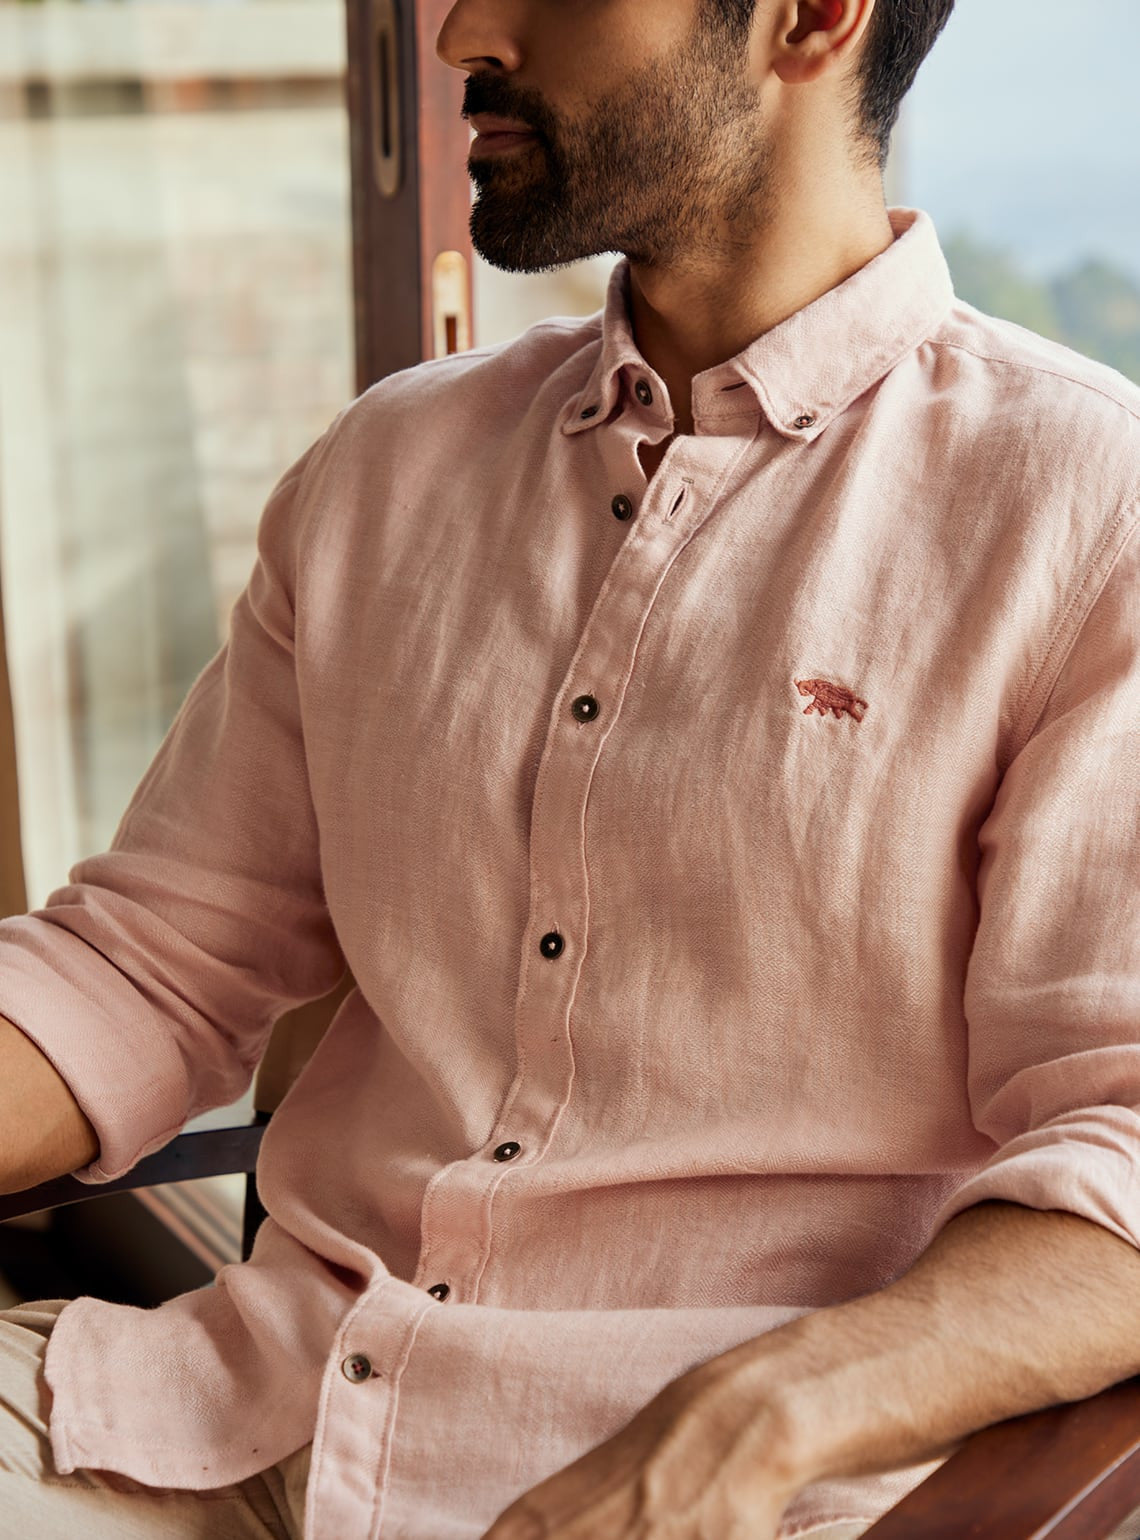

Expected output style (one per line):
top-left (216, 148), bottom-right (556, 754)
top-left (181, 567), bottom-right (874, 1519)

top-left (0, 0), bottom-right (352, 907)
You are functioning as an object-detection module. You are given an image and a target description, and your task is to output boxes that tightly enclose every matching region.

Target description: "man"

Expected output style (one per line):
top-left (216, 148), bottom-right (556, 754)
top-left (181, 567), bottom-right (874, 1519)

top-left (2, 0), bottom-right (1140, 1535)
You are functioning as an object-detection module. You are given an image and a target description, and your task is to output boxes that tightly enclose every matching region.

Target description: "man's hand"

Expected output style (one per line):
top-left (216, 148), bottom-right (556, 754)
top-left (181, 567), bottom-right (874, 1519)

top-left (479, 1357), bottom-right (802, 1540)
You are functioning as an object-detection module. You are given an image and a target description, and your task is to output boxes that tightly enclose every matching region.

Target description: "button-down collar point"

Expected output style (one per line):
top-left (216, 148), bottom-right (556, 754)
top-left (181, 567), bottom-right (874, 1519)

top-left (583, 211), bottom-right (953, 443)
top-left (793, 413), bottom-right (816, 430)
top-left (580, 404), bottom-right (599, 420)
top-left (635, 380), bottom-right (654, 408)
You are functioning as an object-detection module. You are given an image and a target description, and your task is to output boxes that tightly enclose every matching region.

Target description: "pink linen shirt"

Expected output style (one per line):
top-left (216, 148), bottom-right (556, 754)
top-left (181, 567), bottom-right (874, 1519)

top-left (2, 205), bottom-right (1140, 1539)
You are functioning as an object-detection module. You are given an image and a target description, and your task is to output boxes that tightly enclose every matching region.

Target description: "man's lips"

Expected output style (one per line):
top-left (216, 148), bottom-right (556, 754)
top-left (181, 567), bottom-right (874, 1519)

top-left (470, 129), bottom-right (538, 156)
top-left (467, 114), bottom-right (540, 156)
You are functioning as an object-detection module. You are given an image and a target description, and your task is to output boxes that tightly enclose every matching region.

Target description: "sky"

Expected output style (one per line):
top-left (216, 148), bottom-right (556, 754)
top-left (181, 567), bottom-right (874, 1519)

top-left (900, 0), bottom-right (1140, 284)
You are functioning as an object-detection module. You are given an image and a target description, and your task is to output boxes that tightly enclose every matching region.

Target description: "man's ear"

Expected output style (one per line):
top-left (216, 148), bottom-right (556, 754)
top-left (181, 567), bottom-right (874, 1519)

top-left (772, 0), bottom-right (877, 85)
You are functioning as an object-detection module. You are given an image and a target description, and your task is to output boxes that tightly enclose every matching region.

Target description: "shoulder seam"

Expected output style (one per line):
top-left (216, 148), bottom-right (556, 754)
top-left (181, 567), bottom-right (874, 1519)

top-left (928, 337), bottom-right (1140, 426)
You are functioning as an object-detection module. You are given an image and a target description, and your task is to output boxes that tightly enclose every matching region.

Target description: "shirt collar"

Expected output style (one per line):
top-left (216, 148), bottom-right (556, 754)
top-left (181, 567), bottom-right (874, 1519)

top-left (561, 207), bottom-right (954, 443)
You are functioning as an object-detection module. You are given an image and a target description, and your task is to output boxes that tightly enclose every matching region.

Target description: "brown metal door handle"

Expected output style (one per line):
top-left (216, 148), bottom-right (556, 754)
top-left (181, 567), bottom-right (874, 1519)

top-left (432, 250), bottom-right (471, 356)
top-left (372, 0), bottom-right (401, 198)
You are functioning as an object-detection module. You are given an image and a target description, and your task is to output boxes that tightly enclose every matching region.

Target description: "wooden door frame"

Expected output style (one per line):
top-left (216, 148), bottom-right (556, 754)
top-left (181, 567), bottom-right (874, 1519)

top-left (346, 0), bottom-right (475, 391)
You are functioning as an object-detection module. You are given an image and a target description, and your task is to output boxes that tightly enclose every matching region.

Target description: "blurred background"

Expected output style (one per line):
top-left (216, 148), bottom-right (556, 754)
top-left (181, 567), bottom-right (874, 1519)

top-left (1, 0), bottom-right (1136, 1301)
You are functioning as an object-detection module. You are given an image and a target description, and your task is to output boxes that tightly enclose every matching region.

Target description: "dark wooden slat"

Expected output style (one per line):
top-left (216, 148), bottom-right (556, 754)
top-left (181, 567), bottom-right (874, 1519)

top-left (863, 1377), bottom-right (1140, 1539)
top-left (346, 0), bottom-right (473, 392)
top-left (1049, 1441), bottom-right (1140, 1540)
top-left (0, 1124), bottom-right (265, 1224)
top-left (241, 1111), bottom-right (272, 1262)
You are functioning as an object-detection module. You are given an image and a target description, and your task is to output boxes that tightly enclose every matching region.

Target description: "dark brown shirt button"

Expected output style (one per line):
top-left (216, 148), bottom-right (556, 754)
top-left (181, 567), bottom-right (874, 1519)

top-left (611, 494), bottom-right (633, 521)
top-left (635, 380), bottom-right (653, 407)
top-left (493, 1142), bottom-right (521, 1162)
top-left (539, 931), bottom-right (564, 959)
top-left (341, 1353), bottom-right (373, 1383)
top-left (571, 694), bottom-right (599, 722)
top-left (580, 404), bottom-right (599, 419)
top-left (427, 1283), bottom-right (450, 1301)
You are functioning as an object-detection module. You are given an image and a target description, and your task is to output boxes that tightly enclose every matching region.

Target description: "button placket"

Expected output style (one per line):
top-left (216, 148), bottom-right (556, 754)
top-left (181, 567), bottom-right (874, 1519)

top-left (309, 1283), bottom-right (433, 1540)
top-left (412, 431), bottom-right (752, 1308)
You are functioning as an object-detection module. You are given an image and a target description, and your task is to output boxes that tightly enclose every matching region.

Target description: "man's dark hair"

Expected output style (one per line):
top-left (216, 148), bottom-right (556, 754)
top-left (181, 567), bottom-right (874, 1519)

top-left (856, 0), bottom-right (955, 166)
top-left (706, 0), bottom-right (956, 171)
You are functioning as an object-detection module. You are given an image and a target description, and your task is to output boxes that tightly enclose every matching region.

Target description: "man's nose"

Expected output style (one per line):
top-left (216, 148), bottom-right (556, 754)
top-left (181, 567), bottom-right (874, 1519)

top-left (436, 0), bottom-right (525, 74)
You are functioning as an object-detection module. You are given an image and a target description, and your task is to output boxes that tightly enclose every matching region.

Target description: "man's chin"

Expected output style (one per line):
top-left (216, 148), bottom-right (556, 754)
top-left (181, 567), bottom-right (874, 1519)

top-left (469, 204), bottom-right (580, 276)
top-left (469, 241), bottom-right (579, 277)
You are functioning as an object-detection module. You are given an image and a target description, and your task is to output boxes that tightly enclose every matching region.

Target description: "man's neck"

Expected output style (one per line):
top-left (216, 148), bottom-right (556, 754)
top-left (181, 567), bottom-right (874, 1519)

top-left (627, 182), bottom-right (895, 436)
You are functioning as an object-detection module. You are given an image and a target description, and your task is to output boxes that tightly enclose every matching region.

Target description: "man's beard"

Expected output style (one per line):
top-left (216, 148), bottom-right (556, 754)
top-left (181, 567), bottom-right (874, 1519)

top-left (465, 12), bottom-right (772, 275)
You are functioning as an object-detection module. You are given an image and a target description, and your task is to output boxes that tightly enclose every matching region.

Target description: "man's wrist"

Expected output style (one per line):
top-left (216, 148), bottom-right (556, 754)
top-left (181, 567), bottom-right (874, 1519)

top-left (687, 1299), bottom-right (956, 1495)
top-left (0, 1015), bottom-right (100, 1193)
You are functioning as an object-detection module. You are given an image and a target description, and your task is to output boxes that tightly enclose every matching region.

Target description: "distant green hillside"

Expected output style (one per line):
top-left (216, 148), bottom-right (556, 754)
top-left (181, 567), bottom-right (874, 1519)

top-left (944, 232), bottom-right (1140, 386)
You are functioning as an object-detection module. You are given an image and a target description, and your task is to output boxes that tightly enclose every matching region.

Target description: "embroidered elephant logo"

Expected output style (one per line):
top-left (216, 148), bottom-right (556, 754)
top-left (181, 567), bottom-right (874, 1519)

top-left (795, 678), bottom-right (868, 722)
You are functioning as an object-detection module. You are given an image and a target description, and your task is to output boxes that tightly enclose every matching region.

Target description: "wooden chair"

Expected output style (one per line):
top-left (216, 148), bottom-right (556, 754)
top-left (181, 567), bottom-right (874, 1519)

top-left (3, 538), bottom-right (1140, 1538)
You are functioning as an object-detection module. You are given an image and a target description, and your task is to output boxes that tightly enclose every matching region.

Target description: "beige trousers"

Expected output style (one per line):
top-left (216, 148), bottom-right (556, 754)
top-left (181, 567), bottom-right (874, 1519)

top-left (4, 1299), bottom-right (1135, 1540)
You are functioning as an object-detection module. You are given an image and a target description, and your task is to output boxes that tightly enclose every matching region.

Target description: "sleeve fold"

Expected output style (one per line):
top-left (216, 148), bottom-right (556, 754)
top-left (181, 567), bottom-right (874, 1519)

top-left (932, 514), bottom-right (1140, 1248)
top-left (0, 430), bottom-right (346, 1183)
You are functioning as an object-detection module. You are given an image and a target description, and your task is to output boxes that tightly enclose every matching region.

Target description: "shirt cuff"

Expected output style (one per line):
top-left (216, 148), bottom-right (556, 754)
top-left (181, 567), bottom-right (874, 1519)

top-left (0, 911), bottom-right (198, 1183)
top-left (929, 1106), bottom-right (1140, 1252)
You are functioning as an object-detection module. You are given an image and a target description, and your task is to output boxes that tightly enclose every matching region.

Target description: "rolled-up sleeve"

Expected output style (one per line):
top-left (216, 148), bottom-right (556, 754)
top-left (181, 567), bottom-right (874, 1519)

top-left (932, 513), bottom-right (1140, 1247)
top-left (0, 427), bottom-right (347, 1183)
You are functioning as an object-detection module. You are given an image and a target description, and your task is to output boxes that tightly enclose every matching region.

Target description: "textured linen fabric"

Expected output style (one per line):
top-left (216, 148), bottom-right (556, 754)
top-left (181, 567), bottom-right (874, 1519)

top-left (0, 1299), bottom-right (310, 1539)
top-left (0, 206), bottom-right (1138, 1538)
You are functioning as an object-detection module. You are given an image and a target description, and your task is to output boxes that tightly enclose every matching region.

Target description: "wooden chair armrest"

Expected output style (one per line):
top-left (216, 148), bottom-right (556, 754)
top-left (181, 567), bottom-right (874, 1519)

top-left (863, 1376), bottom-right (1140, 1538)
top-left (0, 1124), bottom-right (265, 1225)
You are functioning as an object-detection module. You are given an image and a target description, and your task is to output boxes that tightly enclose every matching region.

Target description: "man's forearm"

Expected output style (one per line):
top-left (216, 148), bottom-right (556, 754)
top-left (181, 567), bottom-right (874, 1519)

top-left (702, 1200), bottom-right (1140, 1490)
top-left (0, 1015), bottom-right (99, 1194)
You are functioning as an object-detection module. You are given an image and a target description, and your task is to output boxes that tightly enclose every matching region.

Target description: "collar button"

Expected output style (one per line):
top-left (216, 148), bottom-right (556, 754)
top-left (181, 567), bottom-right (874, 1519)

top-left (793, 413), bottom-right (816, 430)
